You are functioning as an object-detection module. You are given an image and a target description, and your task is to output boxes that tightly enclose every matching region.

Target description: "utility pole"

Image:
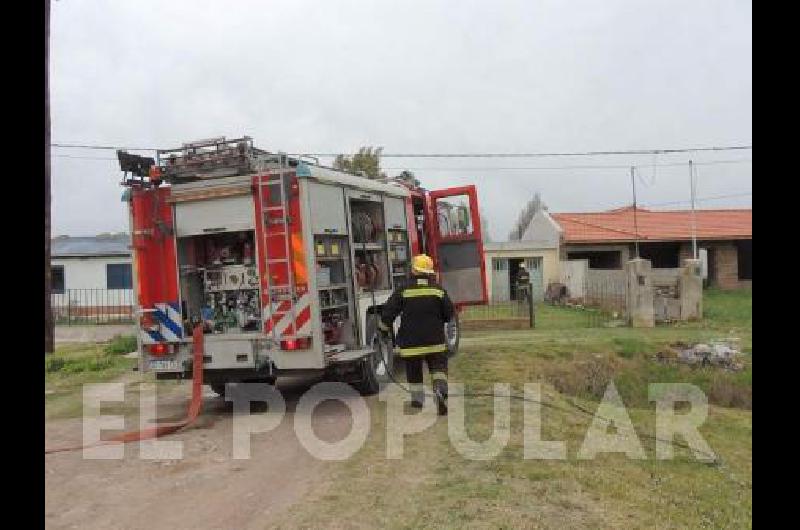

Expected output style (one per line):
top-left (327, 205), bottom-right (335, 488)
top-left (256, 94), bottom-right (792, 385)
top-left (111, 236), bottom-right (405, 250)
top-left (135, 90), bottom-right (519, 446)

top-left (45, 0), bottom-right (54, 355)
top-left (689, 160), bottom-right (697, 260)
top-left (630, 166), bottom-right (640, 259)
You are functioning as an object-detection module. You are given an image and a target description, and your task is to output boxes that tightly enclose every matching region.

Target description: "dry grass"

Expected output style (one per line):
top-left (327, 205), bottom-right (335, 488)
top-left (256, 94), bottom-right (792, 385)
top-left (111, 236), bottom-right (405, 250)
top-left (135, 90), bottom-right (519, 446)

top-left (270, 290), bottom-right (752, 529)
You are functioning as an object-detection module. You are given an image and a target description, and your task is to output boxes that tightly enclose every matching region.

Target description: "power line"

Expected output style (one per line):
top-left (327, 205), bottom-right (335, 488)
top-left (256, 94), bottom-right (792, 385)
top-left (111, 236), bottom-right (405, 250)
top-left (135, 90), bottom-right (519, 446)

top-left (641, 192), bottom-right (752, 208)
top-left (51, 143), bottom-right (157, 152)
top-left (383, 159), bottom-right (752, 171)
top-left (51, 142), bottom-right (752, 158)
top-left (53, 154), bottom-right (119, 160)
top-left (53, 153), bottom-right (753, 172)
top-left (305, 145), bottom-right (753, 158)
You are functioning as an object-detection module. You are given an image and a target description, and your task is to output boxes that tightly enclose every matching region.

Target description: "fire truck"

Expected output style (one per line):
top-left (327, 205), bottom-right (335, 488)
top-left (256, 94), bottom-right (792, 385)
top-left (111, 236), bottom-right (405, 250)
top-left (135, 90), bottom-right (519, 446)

top-left (118, 136), bottom-right (487, 395)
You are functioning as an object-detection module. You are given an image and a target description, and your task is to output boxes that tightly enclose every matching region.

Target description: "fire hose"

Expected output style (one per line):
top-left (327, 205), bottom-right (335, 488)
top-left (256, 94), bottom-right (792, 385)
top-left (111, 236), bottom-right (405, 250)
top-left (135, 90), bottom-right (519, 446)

top-left (45, 324), bottom-right (205, 455)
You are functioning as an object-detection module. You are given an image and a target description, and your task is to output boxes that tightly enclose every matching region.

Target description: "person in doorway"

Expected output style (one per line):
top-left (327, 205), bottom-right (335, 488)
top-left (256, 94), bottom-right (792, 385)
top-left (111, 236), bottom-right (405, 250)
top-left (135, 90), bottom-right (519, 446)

top-left (516, 262), bottom-right (531, 301)
top-left (379, 254), bottom-right (455, 415)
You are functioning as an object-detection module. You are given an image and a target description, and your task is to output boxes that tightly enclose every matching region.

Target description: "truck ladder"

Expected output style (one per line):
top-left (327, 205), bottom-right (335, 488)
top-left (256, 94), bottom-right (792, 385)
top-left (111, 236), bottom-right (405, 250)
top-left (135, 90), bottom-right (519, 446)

top-left (257, 156), bottom-right (298, 343)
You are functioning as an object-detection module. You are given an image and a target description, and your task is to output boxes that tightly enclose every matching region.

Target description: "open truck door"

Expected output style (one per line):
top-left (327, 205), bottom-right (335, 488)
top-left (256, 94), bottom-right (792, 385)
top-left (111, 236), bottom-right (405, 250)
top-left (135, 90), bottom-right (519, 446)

top-left (130, 187), bottom-right (184, 347)
top-left (428, 185), bottom-right (488, 306)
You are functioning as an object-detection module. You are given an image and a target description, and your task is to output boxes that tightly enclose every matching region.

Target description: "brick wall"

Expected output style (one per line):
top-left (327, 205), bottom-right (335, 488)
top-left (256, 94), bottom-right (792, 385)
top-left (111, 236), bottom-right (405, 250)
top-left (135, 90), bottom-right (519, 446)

top-left (678, 241), bottom-right (748, 290)
top-left (713, 242), bottom-right (740, 290)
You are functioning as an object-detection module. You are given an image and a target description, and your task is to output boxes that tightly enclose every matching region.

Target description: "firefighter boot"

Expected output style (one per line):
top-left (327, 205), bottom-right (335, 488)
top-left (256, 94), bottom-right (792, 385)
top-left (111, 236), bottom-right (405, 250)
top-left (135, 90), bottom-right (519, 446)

top-left (410, 390), bottom-right (424, 409)
top-left (411, 392), bottom-right (425, 409)
top-left (433, 379), bottom-right (448, 416)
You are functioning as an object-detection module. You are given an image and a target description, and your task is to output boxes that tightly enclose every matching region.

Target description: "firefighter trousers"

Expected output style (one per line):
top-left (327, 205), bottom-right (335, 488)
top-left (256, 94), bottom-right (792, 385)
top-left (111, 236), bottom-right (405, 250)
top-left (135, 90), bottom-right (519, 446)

top-left (405, 351), bottom-right (448, 403)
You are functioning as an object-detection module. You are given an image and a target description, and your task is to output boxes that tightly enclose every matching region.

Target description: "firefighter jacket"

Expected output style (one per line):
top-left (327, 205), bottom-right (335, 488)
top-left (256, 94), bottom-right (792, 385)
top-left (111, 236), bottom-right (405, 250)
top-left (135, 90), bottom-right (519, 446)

top-left (378, 276), bottom-right (455, 357)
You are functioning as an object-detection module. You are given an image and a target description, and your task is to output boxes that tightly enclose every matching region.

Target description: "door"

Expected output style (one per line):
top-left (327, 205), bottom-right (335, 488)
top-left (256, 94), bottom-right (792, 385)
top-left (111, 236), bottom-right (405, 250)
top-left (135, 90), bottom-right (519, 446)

top-left (525, 257), bottom-right (544, 302)
top-left (130, 187), bottom-right (183, 343)
top-left (491, 258), bottom-right (510, 302)
top-left (705, 248), bottom-right (717, 288)
top-left (174, 194), bottom-right (254, 236)
top-left (428, 185), bottom-right (488, 305)
top-left (308, 181), bottom-right (348, 235)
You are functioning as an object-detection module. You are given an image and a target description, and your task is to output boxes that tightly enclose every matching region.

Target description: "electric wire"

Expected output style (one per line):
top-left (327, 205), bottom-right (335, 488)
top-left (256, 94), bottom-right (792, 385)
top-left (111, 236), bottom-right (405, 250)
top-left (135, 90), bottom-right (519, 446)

top-left (52, 152), bottom-right (753, 176)
top-left (641, 192), bottom-right (752, 208)
top-left (51, 142), bottom-right (752, 158)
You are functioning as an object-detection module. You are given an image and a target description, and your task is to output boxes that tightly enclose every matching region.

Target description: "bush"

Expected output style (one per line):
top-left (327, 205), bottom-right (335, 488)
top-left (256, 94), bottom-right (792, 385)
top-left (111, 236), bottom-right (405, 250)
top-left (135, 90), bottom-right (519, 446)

top-left (104, 334), bottom-right (137, 355)
top-left (60, 355), bottom-right (116, 373)
top-left (542, 354), bottom-right (752, 410)
top-left (613, 337), bottom-right (648, 359)
top-left (45, 352), bottom-right (121, 374)
top-left (45, 356), bottom-right (66, 373)
top-left (546, 356), bottom-right (620, 401)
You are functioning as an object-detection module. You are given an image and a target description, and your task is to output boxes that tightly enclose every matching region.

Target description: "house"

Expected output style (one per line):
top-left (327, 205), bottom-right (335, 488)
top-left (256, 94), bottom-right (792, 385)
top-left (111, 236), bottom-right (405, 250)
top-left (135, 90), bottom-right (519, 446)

top-left (483, 212), bottom-right (562, 302)
top-left (549, 206), bottom-right (752, 290)
top-left (50, 234), bottom-right (133, 320)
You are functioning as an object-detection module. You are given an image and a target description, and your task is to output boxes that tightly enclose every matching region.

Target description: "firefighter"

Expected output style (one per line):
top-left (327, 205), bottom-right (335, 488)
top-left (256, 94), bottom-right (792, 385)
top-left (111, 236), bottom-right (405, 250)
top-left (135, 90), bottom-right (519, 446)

top-left (516, 262), bottom-right (531, 301)
top-left (379, 254), bottom-right (454, 415)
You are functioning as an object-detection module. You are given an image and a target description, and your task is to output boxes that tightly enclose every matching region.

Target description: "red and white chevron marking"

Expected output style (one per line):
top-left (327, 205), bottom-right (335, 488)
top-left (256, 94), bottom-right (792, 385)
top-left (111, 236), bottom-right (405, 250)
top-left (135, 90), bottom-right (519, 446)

top-left (262, 292), bottom-right (312, 338)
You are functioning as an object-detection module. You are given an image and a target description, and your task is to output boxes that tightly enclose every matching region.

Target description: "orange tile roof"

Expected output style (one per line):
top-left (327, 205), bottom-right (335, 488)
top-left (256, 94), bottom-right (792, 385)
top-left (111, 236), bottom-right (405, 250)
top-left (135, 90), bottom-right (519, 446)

top-left (551, 206), bottom-right (752, 244)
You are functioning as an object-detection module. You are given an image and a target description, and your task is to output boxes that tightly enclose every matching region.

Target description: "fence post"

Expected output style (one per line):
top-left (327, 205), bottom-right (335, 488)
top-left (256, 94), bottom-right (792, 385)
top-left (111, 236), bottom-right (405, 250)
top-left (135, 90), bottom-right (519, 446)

top-left (66, 291), bottom-right (71, 326)
top-left (528, 290), bottom-right (535, 328)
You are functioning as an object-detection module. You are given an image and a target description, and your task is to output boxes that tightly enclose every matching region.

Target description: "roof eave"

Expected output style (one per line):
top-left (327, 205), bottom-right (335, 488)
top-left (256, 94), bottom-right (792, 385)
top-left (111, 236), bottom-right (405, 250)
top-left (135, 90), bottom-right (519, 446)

top-left (563, 234), bottom-right (752, 244)
top-left (52, 252), bottom-right (131, 258)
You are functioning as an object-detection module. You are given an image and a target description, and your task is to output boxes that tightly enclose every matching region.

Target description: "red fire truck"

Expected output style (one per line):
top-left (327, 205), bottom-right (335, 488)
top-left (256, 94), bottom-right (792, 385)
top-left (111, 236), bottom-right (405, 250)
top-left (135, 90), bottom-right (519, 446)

top-left (119, 136), bottom-right (486, 395)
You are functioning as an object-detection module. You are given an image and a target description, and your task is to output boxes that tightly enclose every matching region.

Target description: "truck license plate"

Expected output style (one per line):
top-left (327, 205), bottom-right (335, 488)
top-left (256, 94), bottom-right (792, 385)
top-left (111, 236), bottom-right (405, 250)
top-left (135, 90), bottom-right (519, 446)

top-left (149, 359), bottom-right (179, 371)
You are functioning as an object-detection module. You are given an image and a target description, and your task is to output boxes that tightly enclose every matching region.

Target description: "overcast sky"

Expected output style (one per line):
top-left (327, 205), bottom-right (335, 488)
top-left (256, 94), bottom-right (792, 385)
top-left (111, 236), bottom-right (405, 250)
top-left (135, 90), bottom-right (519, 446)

top-left (50, 0), bottom-right (752, 240)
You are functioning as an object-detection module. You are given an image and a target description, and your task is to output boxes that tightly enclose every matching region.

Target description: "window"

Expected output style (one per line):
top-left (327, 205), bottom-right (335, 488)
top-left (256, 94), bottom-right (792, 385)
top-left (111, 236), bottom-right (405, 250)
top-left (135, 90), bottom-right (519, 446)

top-left (567, 250), bottom-right (622, 269)
top-left (106, 263), bottom-right (132, 290)
top-left (736, 240), bottom-right (752, 280)
top-left (436, 195), bottom-right (473, 237)
top-left (639, 243), bottom-right (680, 268)
top-left (525, 257), bottom-right (542, 270)
top-left (492, 258), bottom-right (508, 271)
top-left (51, 265), bottom-right (65, 294)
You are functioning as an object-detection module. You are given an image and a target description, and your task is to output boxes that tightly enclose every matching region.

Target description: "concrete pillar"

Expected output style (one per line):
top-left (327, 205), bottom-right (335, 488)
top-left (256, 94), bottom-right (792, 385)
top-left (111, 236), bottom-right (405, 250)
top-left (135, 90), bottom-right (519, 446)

top-left (679, 259), bottom-right (703, 320)
top-left (625, 258), bottom-right (654, 327)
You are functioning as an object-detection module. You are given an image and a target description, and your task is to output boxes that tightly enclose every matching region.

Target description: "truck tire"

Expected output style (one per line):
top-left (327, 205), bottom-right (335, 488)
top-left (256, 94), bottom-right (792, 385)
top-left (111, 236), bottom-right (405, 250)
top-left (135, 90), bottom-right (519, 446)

top-left (354, 316), bottom-right (394, 395)
top-left (445, 313), bottom-right (460, 358)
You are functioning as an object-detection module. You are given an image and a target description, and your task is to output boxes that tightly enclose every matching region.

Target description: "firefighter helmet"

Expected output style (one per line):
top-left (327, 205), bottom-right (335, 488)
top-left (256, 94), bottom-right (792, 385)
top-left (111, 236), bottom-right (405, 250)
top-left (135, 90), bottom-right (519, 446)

top-left (411, 254), bottom-right (435, 275)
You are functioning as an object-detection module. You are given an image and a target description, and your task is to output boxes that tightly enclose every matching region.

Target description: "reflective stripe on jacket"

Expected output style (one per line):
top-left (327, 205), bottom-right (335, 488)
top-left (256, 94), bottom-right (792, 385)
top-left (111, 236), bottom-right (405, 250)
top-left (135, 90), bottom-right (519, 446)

top-left (379, 276), bottom-right (455, 357)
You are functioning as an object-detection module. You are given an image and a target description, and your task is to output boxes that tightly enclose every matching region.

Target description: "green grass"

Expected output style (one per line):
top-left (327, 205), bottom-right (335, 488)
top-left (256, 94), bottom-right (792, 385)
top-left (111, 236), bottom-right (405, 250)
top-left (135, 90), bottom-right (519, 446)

top-left (103, 334), bottom-right (138, 355)
top-left (271, 288), bottom-right (752, 529)
top-left (461, 301), bottom-right (529, 320)
top-left (701, 287), bottom-right (752, 328)
top-left (45, 340), bottom-right (138, 419)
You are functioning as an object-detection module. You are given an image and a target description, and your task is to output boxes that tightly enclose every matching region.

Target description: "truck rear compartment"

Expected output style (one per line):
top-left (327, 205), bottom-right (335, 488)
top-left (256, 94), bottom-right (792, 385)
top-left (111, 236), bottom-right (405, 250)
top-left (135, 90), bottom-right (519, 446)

top-left (176, 230), bottom-right (261, 336)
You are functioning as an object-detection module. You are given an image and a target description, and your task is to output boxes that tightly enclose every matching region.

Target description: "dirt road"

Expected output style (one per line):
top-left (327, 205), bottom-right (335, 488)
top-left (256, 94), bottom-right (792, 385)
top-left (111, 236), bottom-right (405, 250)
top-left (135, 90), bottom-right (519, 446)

top-left (45, 376), bottom-right (371, 530)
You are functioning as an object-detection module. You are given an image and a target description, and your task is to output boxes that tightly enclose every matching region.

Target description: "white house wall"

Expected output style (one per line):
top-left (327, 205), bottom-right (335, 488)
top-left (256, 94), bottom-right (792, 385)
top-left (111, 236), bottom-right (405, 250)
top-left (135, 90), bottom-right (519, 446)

top-left (52, 256), bottom-right (133, 306)
top-left (483, 247), bottom-right (560, 301)
top-left (521, 210), bottom-right (562, 247)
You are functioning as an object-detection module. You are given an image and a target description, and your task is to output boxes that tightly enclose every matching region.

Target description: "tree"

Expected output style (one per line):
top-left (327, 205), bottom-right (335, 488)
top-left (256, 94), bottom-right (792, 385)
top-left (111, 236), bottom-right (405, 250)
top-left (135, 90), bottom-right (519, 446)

top-left (394, 169), bottom-right (419, 188)
top-left (333, 146), bottom-right (386, 180)
top-left (45, 0), bottom-right (53, 355)
top-left (508, 192), bottom-right (545, 241)
top-left (480, 214), bottom-right (492, 243)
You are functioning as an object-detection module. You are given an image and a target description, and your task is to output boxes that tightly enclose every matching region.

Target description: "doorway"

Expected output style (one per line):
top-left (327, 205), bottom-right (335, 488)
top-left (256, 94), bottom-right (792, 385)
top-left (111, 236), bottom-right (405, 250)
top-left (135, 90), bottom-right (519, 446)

top-left (509, 258), bottom-right (524, 300)
top-left (705, 248), bottom-right (717, 288)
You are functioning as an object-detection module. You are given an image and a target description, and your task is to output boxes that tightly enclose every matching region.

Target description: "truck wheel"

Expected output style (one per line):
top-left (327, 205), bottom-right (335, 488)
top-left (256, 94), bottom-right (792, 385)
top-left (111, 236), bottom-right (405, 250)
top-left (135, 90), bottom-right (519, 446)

top-left (354, 316), bottom-right (393, 395)
top-left (355, 350), bottom-right (381, 395)
top-left (445, 313), bottom-right (460, 358)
